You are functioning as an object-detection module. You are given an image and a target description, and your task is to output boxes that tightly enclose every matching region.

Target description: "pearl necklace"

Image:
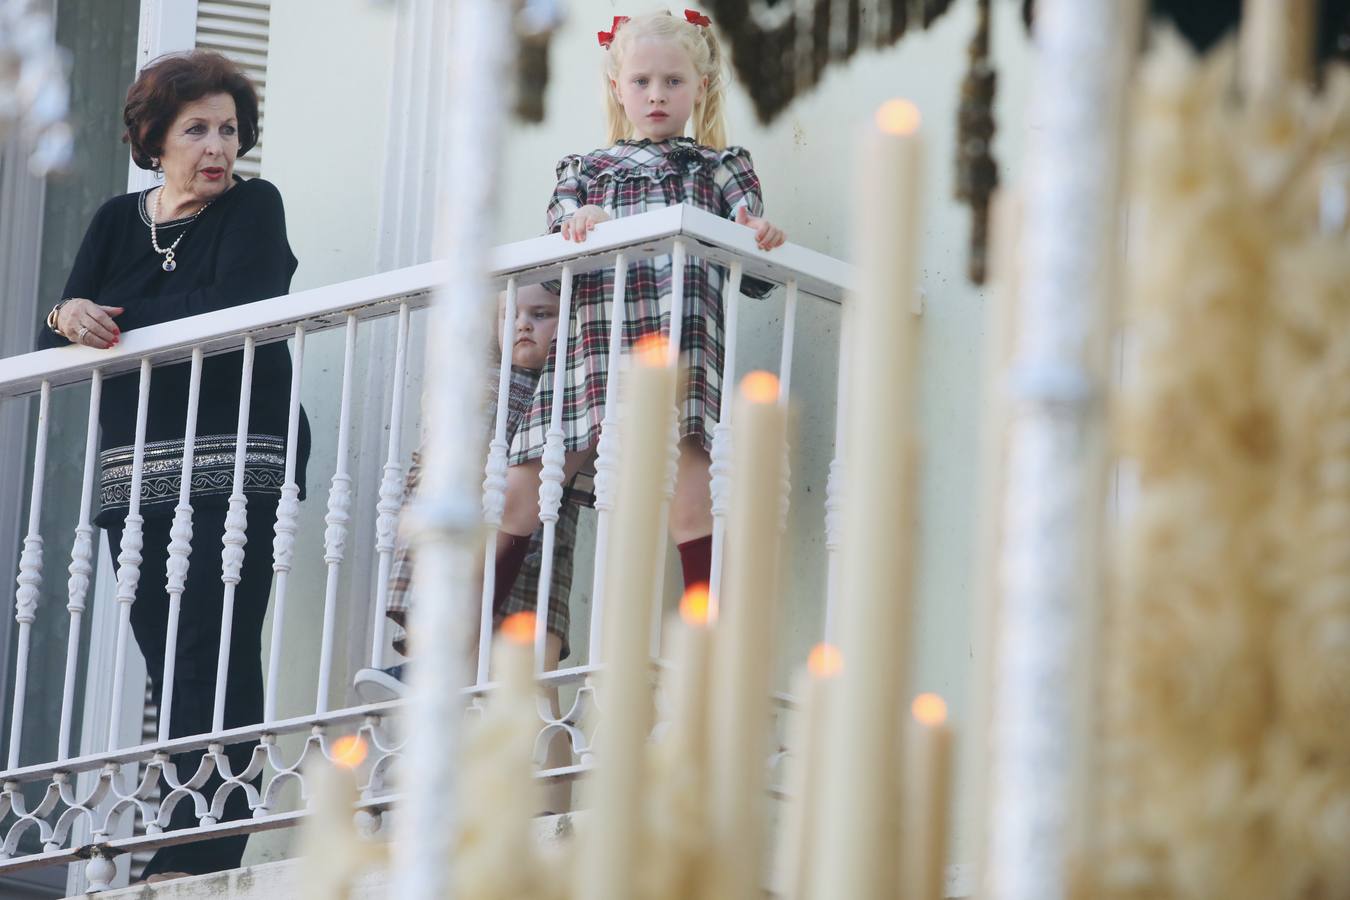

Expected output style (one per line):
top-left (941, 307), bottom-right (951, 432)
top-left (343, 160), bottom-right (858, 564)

top-left (149, 187), bottom-right (213, 272)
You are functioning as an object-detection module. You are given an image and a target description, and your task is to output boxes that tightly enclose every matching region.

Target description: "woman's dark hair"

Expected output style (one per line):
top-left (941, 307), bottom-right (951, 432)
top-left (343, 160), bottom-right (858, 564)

top-left (122, 50), bottom-right (260, 170)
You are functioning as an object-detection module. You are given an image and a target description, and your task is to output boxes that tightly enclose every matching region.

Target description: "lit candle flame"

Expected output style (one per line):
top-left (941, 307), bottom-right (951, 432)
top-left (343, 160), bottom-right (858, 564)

top-left (741, 370), bottom-right (780, 404)
top-left (807, 642), bottom-right (844, 678)
top-left (876, 98), bottom-right (921, 136)
top-left (634, 333), bottom-right (669, 367)
top-left (911, 692), bottom-right (948, 726)
top-left (679, 584), bottom-right (714, 626)
top-left (331, 734), bottom-right (368, 769)
top-left (501, 611), bottom-right (536, 646)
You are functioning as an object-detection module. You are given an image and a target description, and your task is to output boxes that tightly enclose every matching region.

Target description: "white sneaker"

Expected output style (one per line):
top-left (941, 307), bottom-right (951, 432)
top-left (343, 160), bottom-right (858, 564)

top-left (353, 664), bottom-right (408, 703)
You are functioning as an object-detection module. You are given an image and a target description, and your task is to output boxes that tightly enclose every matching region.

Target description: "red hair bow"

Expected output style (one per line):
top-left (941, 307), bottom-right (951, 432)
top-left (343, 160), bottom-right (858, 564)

top-left (684, 9), bottom-right (711, 27)
top-left (597, 16), bottom-right (629, 49)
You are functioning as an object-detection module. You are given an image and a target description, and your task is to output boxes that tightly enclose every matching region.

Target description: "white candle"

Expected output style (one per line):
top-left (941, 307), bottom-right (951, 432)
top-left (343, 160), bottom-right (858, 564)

top-left (668, 585), bottom-right (714, 770)
top-left (710, 371), bottom-right (789, 898)
top-left (298, 735), bottom-right (370, 900)
top-left (642, 587), bottom-right (716, 899)
top-left (969, 188), bottom-right (1021, 888)
top-left (455, 611), bottom-right (542, 899)
top-left (812, 98), bottom-right (924, 900)
top-left (492, 611), bottom-right (537, 700)
top-left (1239, 0), bottom-right (1314, 101)
top-left (902, 693), bottom-right (955, 900)
top-left (773, 643), bottom-right (842, 900)
top-left (577, 336), bottom-right (676, 900)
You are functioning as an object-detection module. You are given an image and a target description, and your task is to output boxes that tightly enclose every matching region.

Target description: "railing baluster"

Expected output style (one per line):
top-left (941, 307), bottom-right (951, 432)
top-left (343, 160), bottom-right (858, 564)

top-left (823, 309), bottom-right (851, 647)
top-left (479, 279), bottom-right (517, 685)
top-left (317, 315), bottom-right (358, 713)
top-left (778, 280), bottom-right (799, 404)
top-left (533, 266), bottom-right (574, 671)
top-left (650, 240), bottom-right (688, 656)
top-left (777, 280), bottom-right (799, 533)
top-left (59, 370), bottom-right (102, 761)
top-left (107, 359), bottom-right (152, 752)
top-left (0, 203), bottom-right (861, 875)
top-left (372, 303), bottom-right (412, 670)
top-left (265, 326), bottom-right (306, 723)
top-left (587, 253), bottom-right (628, 663)
top-left (159, 348), bottom-right (204, 742)
top-left (213, 337), bottom-right (256, 733)
top-left (8, 380), bottom-right (50, 769)
top-left (708, 260), bottom-right (744, 617)
top-left (667, 239), bottom-right (687, 366)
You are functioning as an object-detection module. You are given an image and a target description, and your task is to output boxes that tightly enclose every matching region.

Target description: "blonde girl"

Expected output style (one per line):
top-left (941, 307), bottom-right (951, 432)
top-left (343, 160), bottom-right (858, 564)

top-left (494, 8), bottom-right (786, 614)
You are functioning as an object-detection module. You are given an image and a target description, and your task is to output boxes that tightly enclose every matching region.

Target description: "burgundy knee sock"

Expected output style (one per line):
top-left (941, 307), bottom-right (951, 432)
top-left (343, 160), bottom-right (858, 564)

top-left (493, 532), bottom-right (534, 611)
top-left (677, 534), bottom-right (713, 592)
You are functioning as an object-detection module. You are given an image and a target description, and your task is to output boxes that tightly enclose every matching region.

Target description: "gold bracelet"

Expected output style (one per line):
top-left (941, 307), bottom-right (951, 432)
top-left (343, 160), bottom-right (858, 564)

top-left (46, 299), bottom-right (70, 337)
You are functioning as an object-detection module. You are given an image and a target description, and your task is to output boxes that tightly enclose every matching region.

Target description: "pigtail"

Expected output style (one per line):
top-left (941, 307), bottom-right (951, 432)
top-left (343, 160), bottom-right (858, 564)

top-left (692, 23), bottom-right (728, 149)
top-left (605, 69), bottom-right (633, 144)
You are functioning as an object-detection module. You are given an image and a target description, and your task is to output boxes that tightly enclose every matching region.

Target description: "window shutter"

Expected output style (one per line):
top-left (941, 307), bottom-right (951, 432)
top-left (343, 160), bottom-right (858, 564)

top-left (194, 1), bottom-right (270, 179)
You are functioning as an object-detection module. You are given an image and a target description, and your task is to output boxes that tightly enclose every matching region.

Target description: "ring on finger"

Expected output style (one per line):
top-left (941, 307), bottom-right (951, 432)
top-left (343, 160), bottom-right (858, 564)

top-left (77, 324), bottom-right (90, 341)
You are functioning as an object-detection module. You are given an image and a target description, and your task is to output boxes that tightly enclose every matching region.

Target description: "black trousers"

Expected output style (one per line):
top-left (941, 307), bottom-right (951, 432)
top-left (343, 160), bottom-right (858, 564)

top-left (106, 499), bottom-right (276, 878)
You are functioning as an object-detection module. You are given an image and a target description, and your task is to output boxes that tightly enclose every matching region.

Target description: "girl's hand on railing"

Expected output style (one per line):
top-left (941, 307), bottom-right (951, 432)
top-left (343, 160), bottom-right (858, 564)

top-left (56, 298), bottom-right (123, 349)
top-left (560, 205), bottom-right (611, 243)
top-left (735, 207), bottom-right (786, 251)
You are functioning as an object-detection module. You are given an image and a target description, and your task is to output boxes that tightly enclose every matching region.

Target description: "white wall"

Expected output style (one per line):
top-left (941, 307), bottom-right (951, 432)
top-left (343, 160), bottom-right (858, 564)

top-left (247, 0), bottom-right (1033, 870)
top-left (247, 0), bottom-right (398, 865)
top-left (496, 0), bottom-right (1033, 864)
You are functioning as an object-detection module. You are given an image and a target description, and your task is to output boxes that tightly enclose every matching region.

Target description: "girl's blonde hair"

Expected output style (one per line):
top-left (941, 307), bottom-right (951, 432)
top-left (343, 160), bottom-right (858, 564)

top-left (604, 10), bottom-right (728, 150)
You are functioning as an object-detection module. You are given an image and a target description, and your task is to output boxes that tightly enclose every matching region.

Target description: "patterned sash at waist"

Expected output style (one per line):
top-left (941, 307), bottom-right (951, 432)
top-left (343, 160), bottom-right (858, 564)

top-left (98, 433), bottom-right (289, 514)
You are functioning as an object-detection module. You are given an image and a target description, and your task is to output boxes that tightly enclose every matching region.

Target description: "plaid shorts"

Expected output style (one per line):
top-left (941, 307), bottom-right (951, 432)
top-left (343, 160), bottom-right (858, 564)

top-left (385, 365), bottom-right (579, 660)
top-left (384, 495), bottom-right (578, 660)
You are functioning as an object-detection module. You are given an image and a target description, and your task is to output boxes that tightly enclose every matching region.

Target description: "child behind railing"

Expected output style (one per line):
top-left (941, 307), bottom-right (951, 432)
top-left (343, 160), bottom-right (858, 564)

top-left (354, 284), bottom-right (583, 705)
top-left (490, 9), bottom-right (785, 609)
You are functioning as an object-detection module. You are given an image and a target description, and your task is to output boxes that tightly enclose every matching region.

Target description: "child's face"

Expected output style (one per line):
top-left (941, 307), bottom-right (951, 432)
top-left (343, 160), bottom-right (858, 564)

top-left (611, 37), bottom-right (706, 143)
top-left (499, 285), bottom-right (561, 371)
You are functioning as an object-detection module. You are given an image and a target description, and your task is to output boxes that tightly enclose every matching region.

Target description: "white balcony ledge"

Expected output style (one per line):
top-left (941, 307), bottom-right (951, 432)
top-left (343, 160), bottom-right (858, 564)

top-left (65, 816), bottom-right (972, 900)
top-left (2, 204), bottom-right (860, 892)
top-left (0, 205), bottom-right (855, 401)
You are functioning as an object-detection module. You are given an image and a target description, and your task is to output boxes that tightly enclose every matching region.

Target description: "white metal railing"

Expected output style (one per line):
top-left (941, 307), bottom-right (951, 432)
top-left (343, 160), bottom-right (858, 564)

top-left (0, 204), bottom-right (854, 888)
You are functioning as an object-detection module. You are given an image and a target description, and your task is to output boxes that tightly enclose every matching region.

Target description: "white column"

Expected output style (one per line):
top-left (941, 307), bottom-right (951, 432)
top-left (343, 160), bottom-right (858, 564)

top-left (59, 370), bottom-right (102, 761)
top-left (532, 266), bottom-right (575, 669)
top-left (316, 316), bottom-right (358, 714)
top-left (265, 326), bottom-right (306, 723)
top-left (0, 137), bottom-right (48, 590)
top-left (707, 260), bottom-right (743, 615)
top-left (776, 279), bottom-right (799, 533)
top-left (371, 303), bottom-right (412, 669)
top-left (587, 253), bottom-right (630, 662)
top-left (7, 380), bottom-right (50, 768)
top-left (107, 359), bottom-right (153, 752)
top-left (159, 348), bottom-right (203, 741)
top-left (650, 239), bottom-right (688, 656)
top-left (982, 2), bottom-right (1140, 899)
top-left (344, 0), bottom-right (454, 693)
top-left (391, 0), bottom-right (515, 896)
top-left (478, 279), bottom-right (517, 684)
top-left (822, 301), bottom-right (853, 646)
top-left (213, 337), bottom-right (255, 733)
top-left (127, 0), bottom-right (198, 192)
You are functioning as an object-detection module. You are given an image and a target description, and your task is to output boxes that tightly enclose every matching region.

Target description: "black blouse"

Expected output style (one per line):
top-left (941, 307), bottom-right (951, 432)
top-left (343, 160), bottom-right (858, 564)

top-left (36, 176), bottom-right (311, 527)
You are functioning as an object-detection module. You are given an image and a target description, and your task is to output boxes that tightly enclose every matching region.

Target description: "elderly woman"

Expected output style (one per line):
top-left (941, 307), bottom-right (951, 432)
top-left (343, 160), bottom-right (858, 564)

top-left (36, 51), bottom-right (308, 882)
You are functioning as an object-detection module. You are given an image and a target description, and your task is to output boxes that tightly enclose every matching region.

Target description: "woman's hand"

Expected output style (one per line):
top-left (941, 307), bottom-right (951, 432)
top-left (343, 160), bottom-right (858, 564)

top-left (735, 207), bottom-right (786, 251)
top-left (560, 205), bottom-right (610, 243)
top-left (57, 298), bottom-right (123, 349)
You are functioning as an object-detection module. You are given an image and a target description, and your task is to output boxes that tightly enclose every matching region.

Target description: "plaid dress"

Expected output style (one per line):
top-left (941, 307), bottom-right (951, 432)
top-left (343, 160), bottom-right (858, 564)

top-left (386, 365), bottom-right (578, 660)
top-left (510, 138), bottom-right (772, 469)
